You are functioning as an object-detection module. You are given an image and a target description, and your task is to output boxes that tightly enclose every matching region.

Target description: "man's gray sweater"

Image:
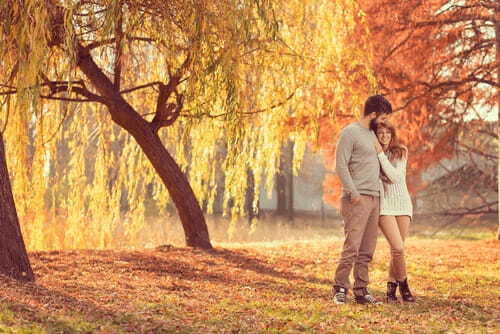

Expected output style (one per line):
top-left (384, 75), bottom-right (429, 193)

top-left (335, 122), bottom-right (381, 198)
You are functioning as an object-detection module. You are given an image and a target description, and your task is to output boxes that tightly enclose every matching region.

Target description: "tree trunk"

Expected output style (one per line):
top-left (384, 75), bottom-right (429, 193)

top-left (245, 169), bottom-right (259, 225)
top-left (0, 134), bottom-right (35, 281)
top-left (320, 201), bottom-right (325, 222)
top-left (276, 170), bottom-right (287, 215)
top-left (496, 2), bottom-right (499, 240)
top-left (276, 140), bottom-right (294, 221)
top-left (132, 129), bottom-right (212, 248)
top-left (287, 141), bottom-right (294, 222)
top-left (76, 45), bottom-right (212, 249)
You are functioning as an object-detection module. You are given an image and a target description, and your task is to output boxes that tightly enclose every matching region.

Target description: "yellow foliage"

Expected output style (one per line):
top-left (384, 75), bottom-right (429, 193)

top-left (0, 0), bottom-right (376, 250)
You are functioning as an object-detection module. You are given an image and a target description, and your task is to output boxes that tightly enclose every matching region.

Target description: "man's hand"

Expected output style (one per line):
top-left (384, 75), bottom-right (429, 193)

top-left (374, 138), bottom-right (383, 153)
top-left (350, 195), bottom-right (362, 204)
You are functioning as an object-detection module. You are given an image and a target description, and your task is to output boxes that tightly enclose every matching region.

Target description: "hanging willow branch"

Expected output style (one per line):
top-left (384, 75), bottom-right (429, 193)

top-left (0, 0), bottom-right (377, 250)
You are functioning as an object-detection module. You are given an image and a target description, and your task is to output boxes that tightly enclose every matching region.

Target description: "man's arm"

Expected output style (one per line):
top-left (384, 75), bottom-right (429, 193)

top-left (335, 130), bottom-right (360, 199)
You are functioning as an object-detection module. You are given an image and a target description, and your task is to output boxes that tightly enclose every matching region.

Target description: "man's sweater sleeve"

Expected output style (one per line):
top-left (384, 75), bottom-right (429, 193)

top-left (335, 130), bottom-right (360, 197)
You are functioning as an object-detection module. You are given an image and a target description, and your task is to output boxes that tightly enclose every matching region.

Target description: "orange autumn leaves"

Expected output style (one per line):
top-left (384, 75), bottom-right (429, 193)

top-left (317, 0), bottom-right (496, 208)
top-left (1, 238), bottom-right (497, 333)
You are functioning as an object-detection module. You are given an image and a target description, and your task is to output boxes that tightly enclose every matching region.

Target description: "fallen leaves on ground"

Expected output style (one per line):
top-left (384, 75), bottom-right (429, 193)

top-left (0, 238), bottom-right (498, 333)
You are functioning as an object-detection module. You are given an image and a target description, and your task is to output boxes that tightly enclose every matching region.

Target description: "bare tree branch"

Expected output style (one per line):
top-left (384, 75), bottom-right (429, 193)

top-left (120, 82), bottom-right (162, 95)
top-left (84, 36), bottom-right (155, 51)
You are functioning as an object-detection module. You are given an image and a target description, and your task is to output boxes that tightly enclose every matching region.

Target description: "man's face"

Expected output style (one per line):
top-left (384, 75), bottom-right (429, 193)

top-left (375, 113), bottom-right (389, 123)
top-left (369, 112), bottom-right (389, 129)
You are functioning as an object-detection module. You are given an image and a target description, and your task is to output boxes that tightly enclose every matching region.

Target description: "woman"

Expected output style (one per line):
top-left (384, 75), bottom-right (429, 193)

top-left (373, 121), bottom-right (416, 303)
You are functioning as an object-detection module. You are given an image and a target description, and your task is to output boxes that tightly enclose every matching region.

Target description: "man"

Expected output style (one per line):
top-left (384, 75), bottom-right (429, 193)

top-left (332, 94), bottom-right (393, 304)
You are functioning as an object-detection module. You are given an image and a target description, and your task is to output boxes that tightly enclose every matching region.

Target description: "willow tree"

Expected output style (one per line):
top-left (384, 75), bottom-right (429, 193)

top-left (0, 133), bottom-right (34, 281)
top-left (1, 0), bottom-right (375, 250)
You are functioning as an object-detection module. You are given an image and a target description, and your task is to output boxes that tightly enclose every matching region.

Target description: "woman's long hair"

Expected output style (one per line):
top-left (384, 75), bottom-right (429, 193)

top-left (373, 121), bottom-right (407, 185)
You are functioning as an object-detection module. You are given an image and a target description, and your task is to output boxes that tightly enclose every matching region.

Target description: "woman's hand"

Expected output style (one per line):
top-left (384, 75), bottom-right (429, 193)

top-left (374, 138), bottom-right (383, 153)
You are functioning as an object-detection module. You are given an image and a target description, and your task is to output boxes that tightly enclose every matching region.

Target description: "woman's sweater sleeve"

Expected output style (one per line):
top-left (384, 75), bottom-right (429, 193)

top-left (377, 152), bottom-right (406, 183)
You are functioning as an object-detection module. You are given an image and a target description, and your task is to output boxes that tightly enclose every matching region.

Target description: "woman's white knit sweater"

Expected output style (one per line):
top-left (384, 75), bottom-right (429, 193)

top-left (377, 151), bottom-right (413, 219)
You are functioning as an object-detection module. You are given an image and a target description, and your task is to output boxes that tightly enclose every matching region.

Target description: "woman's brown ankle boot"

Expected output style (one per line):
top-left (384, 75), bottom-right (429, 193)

top-left (398, 278), bottom-right (415, 302)
top-left (386, 282), bottom-right (398, 302)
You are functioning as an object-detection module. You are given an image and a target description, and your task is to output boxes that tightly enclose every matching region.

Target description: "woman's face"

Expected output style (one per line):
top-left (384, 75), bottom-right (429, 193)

top-left (376, 127), bottom-right (392, 147)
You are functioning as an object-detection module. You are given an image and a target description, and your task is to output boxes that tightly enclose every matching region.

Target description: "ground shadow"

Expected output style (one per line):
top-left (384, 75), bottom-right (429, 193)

top-left (0, 276), bottom-right (184, 333)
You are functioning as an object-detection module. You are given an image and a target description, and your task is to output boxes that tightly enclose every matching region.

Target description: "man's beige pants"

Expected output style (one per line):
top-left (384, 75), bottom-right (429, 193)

top-left (334, 195), bottom-right (380, 294)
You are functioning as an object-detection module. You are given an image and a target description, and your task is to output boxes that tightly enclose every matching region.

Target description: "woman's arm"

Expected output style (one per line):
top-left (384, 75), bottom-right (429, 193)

top-left (377, 151), bottom-right (407, 183)
top-left (373, 138), bottom-right (408, 183)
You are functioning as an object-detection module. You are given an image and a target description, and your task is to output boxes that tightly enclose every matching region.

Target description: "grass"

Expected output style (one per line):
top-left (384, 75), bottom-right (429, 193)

top-left (0, 223), bottom-right (498, 333)
top-left (141, 213), bottom-right (498, 247)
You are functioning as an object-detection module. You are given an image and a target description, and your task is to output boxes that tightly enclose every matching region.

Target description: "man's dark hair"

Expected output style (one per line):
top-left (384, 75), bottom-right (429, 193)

top-left (363, 95), bottom-right (393, 116)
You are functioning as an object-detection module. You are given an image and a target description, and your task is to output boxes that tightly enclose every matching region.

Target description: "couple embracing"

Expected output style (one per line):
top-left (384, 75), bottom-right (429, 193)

top-left (332, 95), bottom-right (415, 305)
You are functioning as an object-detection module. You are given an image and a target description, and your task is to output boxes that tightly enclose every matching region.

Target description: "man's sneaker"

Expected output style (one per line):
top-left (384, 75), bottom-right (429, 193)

top-left (354, 288), bottom-right (382, 305)
top-left (332, 286), bottom-right (348, 304)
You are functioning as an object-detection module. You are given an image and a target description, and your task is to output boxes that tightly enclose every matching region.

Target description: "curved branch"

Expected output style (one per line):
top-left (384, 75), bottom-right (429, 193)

top-left (181, 91), bottom-right (296, 119)
top-left (120, 82), bottom-right (162, 95)
top-left (46, 83), bottom-right (107, 104)
top-left (39, 95), bottom-right (94, 102)
top-left (84, 36), bottom-right (155, 51)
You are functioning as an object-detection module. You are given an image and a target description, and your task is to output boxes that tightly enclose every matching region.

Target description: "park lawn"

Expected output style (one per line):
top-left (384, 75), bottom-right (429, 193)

top-left (0, 238), bottom-right (498, 333)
